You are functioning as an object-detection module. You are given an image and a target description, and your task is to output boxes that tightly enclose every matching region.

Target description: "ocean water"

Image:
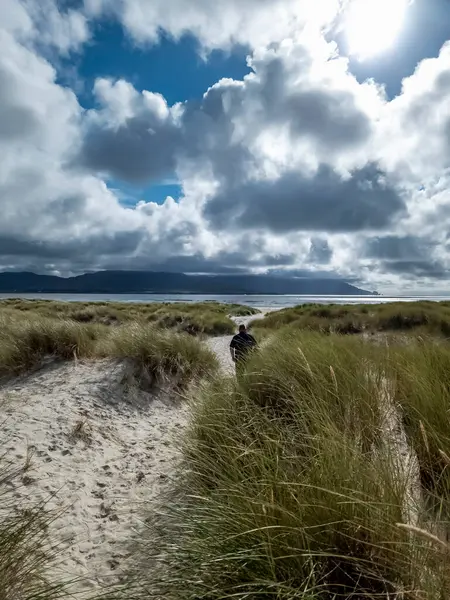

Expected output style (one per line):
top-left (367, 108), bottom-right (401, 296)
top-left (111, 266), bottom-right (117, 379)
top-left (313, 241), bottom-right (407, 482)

top-left (0, 293), bottom-right (450, 309)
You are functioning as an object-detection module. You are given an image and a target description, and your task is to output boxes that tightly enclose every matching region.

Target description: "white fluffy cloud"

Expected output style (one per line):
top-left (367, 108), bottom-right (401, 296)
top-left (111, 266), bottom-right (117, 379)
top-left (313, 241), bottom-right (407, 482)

top-left (1, 0), bottom-right (89, 52)
top-left (1, 0), bottom-right (450, 290)
top-left (84, 0), bottom-right (342, 51)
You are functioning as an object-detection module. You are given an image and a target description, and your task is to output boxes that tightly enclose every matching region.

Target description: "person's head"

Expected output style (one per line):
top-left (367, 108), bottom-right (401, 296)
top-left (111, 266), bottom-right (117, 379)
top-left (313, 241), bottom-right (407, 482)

top-left (239, 324), bottom-right (246, 333)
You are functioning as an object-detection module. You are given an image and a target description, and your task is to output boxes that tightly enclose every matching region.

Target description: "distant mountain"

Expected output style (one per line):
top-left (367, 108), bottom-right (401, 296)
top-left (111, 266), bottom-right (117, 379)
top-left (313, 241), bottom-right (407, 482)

top-left (0, 271), bottom-right (375, 295)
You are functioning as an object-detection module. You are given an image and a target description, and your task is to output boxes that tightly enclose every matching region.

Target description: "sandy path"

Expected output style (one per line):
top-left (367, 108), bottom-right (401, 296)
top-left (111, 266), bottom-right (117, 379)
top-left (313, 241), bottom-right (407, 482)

top-left (0, 359), bottom-right (187, 592)
top-left (377, 377), bottom-right (422, 526)
top-left (207, 309), bottom-right (275, 374)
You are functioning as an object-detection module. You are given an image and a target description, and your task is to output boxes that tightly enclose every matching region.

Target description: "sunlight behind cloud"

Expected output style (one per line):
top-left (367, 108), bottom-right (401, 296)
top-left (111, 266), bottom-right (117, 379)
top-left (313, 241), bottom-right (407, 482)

top-left (345, 0), bottom-right (408, 59)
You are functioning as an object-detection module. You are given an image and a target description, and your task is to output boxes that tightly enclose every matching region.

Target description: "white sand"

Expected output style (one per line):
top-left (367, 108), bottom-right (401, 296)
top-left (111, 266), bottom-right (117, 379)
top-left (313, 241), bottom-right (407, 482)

top-left (0, 359), bottom-right (188, 592)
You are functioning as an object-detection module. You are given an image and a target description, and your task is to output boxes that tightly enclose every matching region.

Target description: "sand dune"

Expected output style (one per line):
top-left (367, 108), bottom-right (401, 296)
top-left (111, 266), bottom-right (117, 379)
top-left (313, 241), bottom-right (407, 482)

top-left (0, 359), bottom-right (188, 591)
top-left (0, 307), bottom-right (275, 591)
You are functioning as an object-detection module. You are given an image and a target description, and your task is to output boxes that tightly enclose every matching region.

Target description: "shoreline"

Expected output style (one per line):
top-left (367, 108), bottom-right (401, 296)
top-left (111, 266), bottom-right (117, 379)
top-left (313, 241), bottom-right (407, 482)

top-left (3, 294), bottom-right (450, 313)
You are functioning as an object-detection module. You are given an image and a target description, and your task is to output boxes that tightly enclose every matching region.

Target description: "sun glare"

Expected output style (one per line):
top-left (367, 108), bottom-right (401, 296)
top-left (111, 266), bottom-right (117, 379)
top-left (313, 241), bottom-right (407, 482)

top-left (345, 0), bottom-right (408, 59)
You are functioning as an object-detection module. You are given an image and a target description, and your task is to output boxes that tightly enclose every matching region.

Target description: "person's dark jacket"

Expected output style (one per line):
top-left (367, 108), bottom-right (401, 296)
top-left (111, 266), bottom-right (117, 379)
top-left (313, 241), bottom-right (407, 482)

top-left (230, 331), bottom-right (257, 362)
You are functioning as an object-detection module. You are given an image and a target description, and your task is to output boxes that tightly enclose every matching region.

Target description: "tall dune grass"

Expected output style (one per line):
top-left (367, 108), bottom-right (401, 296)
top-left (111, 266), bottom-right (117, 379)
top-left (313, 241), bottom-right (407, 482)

top-left (0, 315), bottom-right (219, 390)
top-left (390, 341), bottom-right (450, 500)
top-left (256, 301), bottom-right (450, 338)
top-left (0, 455), bottom-right (66, 600)
top-left (127, 332), bottom-right (450, 599)
top-left (0, 299), bottom-right (258, 335)
top-left (106, 324), bottom-right (219, 389)
top-left (0, 316), bottom-right (104, 376)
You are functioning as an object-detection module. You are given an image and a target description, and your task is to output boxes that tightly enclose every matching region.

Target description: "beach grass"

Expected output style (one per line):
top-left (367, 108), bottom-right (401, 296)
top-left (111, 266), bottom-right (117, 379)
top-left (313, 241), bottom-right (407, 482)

top-left (125, 331), bottom-right (450, 599)
top-left (0, 298), bottom-right (247, 380)
top-left (0, 299), bottom-right (258, 336)
top-left (3, 301), bottom-right (450, 598)
top-left (256, 300), bottom-right (450, 338)
top-left (0, 315), bottom-right (219, 389)
top-left (105, 323), bottom-right (219, 389)
top-left (0, 316), bottom-right (104, 377)
top-left (389, 341), bottom-right (450, 502)
top-left (0, 454), bottom-right (65, 600)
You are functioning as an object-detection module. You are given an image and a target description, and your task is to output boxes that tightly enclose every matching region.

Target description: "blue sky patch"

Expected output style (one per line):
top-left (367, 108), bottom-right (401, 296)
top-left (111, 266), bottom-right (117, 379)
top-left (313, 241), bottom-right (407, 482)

top-left (108, 178), bottom-right (183, 207)
top-left (58, 20), bottom-right (251, 108)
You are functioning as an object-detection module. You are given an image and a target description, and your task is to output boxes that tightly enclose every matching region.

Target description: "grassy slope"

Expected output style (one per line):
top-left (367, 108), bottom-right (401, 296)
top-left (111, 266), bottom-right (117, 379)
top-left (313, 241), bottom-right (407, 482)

top-left (0, 299), bottom-right (258, 336)
top-left (4, 301), bottom-right (450, 598)
top-left (107, 324), bottom-right (219, 389)
top-left (256, 301), bottom-right (450, 337)
top-left (389, 342), bottom-right (450, 501)
top-left (127, 332), bottom-right (450, 599)
top-left (0, 316), bottom-right (219, 389)
top-left (0, 297), bottom-right (247, 380)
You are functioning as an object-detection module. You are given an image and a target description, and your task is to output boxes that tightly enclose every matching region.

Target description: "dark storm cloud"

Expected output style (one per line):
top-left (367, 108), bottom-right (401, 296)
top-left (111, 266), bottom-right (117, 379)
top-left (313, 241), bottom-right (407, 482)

top-left (308, 238), bottom-right (332, 264)
top-left (79, 115), bottom-right (182, 184)
top-left (123, 250), bottom-right (299, 274)
top-left (204, 163), bottom-right (405, 233)
top-left (364, 235), bottom-right (449, 279)
top-left (0, 229), bottom-right (301, 276)
top-left (180, 84), bottom-right (255, 184)
top-left (267, 267), bottom-right (340, 279)
top-left (76, 78), bottom-right (253, 185)
top-left (382, 260), bottom-right (448, 279)
top-left (364, 235), bottom-right (433, 261)
top-left (0, 230), bottom-right (142, 263)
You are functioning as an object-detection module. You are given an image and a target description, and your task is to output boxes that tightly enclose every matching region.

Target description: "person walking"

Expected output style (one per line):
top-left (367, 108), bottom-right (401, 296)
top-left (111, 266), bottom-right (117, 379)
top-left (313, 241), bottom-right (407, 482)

top-left (230, 324), bottom-right (257, 375)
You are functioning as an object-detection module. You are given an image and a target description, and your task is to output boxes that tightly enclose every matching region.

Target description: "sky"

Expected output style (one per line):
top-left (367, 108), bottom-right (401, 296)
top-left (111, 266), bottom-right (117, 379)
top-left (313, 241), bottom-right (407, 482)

top-left (2, 0), bottom-right (450, 293)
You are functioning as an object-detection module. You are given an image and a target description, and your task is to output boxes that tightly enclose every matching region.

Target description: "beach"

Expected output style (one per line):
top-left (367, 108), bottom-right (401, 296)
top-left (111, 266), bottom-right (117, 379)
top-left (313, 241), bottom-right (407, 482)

top-left (1, 299), bottom-right (450, 597)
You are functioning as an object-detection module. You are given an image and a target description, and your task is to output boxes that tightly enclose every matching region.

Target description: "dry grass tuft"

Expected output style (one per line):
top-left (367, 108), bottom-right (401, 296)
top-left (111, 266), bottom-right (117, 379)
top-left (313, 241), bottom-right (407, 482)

top-left (106, 324), bottom-right (219, 390)
top-left (0, 458), bottom-right (67, 600)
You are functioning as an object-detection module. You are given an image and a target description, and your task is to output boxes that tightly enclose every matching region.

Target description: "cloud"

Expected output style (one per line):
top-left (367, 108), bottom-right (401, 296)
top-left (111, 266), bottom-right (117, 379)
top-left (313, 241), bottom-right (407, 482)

top-left (2, 0), bottom-right (450, 292)
top-left (22, 0), bottom-right (89, 53)
top-left (363, 235), bottom-right (449, 280)
top-left (378, 42), bottom-right (450, 182)
top-left (308, 238), bottom-right (333, 264)
top-left (84, 0), bottom-right (342, 51)
top-left (79, 79), bottom-right (182, 183)
top-left (204, 163), bottom-right (405, 233)
top-left (77, 35), bottom-right (390, 237)
top-left (384, 261), bottom-right (449, 279)
top-left (364, 235), bottom-right (434, 262)
top-left (1, 0), bottom-right (89, 52)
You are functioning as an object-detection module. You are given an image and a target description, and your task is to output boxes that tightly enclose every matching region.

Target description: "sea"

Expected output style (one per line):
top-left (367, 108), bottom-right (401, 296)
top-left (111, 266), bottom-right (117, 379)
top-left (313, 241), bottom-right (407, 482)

top-left (0, 293), bottom-right (449, 310)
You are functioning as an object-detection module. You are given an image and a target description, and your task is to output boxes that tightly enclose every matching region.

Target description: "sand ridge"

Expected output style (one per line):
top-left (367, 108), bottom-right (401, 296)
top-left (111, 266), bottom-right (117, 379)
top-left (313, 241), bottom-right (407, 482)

top-left (0, 307), bottom-right (276, 591)
top-left (0, 359), bottom-right (188, 591)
